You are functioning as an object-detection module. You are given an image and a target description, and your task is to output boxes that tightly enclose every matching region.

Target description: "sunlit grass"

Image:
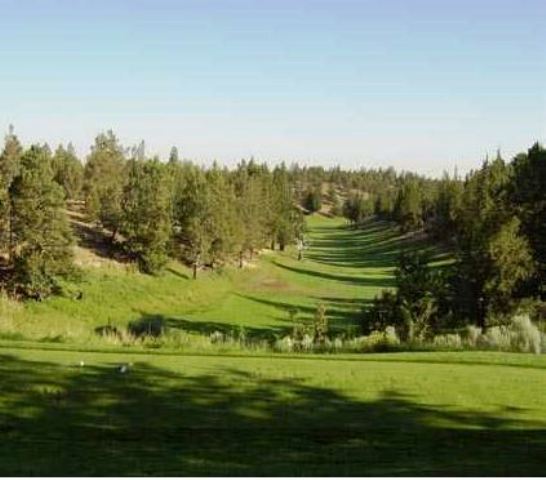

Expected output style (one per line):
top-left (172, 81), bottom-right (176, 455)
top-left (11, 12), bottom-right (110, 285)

top-left (0, 215), bottom-right (445, 345)
top-left (0, 346), bottom-right (544, 475)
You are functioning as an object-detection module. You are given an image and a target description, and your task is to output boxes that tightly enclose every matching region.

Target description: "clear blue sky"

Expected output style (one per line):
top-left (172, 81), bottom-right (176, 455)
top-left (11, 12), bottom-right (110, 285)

top-left (1, 0), bottom-right (544, 176)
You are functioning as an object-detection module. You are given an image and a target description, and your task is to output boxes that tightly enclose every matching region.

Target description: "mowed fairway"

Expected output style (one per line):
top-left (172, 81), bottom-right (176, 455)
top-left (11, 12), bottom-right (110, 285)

top-left (4, 215), bottom-right (447, 342)
top-left (0, 216), bottom-right (544, 475)
top-left (0, 347), bottom-right (545, 475)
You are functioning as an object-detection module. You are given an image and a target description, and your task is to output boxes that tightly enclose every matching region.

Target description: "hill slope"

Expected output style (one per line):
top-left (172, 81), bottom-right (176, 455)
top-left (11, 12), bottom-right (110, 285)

top-left (0, 215), bottom-right (447, 344)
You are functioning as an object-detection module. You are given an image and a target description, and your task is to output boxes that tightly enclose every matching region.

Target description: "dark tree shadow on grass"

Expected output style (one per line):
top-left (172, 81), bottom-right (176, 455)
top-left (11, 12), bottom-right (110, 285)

top-left (305, 219), bottom-right (451, 270)
top-left (235, 294), bottom-right (367, 331)
top-left (0, 353), bottom-right (544, 476)
top-left (68, 210), bottom-right (129, 263)
top-left (127, 312), bottom-right (281, 340)
top-left (272, 261), bottom-right (396, 288)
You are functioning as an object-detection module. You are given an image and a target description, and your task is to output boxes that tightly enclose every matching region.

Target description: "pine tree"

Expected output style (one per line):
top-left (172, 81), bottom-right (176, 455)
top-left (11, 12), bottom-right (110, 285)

top-left (428, 173), bottom-right (463, 241)
top-left (9, 145), bottom-right (74, 298)
top-left (394, 178), bottom-right (423, 232)
top-left (51, 143), bottom-right (84, 200)
top-left (84, 131), bottom-right (126, 240)
top-left (455, 155), bottom-right (533, 325)
top-left (121, 158), bottom-right (171, 274)
top-left (172, 164), bottom-right (209, 277)
top-left (510, 143), bottom-right (546, 296)
top-left (303, 188), bottom-right (322, 213)
top-left (0, 125), bottom-right (23, 259)
top-left (168, 146), bottom-right (179, 165)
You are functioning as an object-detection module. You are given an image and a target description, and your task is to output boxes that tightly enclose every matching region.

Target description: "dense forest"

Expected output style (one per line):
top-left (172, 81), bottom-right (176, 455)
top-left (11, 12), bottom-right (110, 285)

top-left (0, 126), bottom-right (544, 336)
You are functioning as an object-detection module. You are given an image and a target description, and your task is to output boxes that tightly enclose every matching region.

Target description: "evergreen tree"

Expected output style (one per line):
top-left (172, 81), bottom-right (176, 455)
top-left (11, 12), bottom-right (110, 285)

top-left (234, 163), bottom-right (268, 262)
top-left (9, 145), bottom-right (74, 298)
top-left (428, 173), bottom-right (463, 241)
top-left (394, 178), bottom-right (423, 232)
top-left (342, 193), bottom-right (374, 225)
top-left (0, 125), bottom-right (23, 259)
top-left (455, 155), bottom-right (533, 325)
top-left (303, 188), bottom-right (322, 213)
top-left (84, 131), bottom-right (126, 240)
top-left (168, 146), bottom-right (179, 165)
top-left (172, 164), bottom-right (210, 277)
top-left (51, 143), bottom-right (84, 200)
top-left (510, 143), bottom-right (546, 296)
top-left (121, 158), bottom-right (172, 274)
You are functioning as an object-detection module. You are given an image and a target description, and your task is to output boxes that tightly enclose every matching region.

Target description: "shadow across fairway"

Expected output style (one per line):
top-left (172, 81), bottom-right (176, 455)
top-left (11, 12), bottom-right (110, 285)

top-left (235, 294), bottom-right (368, 330)
top-left (272, 260), bottom-right (395, 288)
top-left (133, 313), bottom-right (277, 339)
top-left (0, 353), bottom-right (544, 476)
top-left (304, 218), bottom-right (451, 270)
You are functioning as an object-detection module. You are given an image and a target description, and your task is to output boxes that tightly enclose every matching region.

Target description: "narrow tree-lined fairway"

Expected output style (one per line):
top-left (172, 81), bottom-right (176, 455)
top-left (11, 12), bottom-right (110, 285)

top-left (0, 347), bottom-right (545, 476)
top-left (0, 216), bottom-right (544, 476)
top-left (0, 215), bottom-right (447, 343)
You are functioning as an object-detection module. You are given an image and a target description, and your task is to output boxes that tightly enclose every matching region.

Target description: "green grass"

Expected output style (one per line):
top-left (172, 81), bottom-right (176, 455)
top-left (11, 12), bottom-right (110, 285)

top-left (0, 346), bottom-right (544, 475)
top-left (0, 215), bottom-right (543, 475)
top-left (0, 215), bottom-right (448, 344)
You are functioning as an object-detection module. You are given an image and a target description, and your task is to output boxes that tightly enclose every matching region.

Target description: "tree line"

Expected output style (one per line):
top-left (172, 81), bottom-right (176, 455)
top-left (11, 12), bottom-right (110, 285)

top-left (286, 146), bottom-right (544, 330)
top-left (0, 128), bottom-right (304, 297)
top-left (1, 125), bottom-right (543, 331)
top-left (360, 145), bottom-right (545, 331)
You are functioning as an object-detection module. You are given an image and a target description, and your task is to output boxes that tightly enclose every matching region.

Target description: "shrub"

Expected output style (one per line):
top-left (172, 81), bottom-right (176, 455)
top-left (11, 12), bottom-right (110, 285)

top-left (209, 330), bottom-right (225, 344)
top-left (346, 326), bottom-right (400, 353)
top-left (510, 314), bottom-right (541, 354)
top-left (94, 325), bottom-right (122, 339)
top-left (127, 316), bottom-right (166, 338)
top-left (476, 314), bottom-right (542, 354)
top-left (274, 336), bottom-right (294, 353)
top-left (464, 325), bottom-right (482, 347)
top-left (313, 303), bottom-right (328, 344)
top-left (479, 325), bottom-right (511, 350)
top-left (384, 326), bottom-right (400, 345)
top-left (332, 337), bottom-right (343, 352)
top-left (433, 333), bottom-right (462, 349)
top-left (301, 333), bottom-right (314, 351)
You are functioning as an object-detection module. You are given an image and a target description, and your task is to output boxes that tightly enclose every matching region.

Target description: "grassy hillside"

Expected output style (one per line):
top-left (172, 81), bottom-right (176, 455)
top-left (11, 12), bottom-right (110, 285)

top-left (0, 214), bottom-right (543, 476)
top-left (0, 214), bottom-right (448, 345)
top-left (0, 346), bottom-right (545, 475)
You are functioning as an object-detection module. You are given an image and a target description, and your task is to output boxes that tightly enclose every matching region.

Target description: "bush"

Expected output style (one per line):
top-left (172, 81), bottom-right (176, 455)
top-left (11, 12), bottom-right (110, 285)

top-left (313, 303), bottom-right (328, 344)
top-left (332, 337), bottom-right (343, 352)
top-left (209, 330), bottom-right (225, 344)
top-left (301, 333), bottom-right (314, 351)
top-left (346, 326), bottom-right (400, 353)
top-left (303, 189), bottom-right (322, 213)
top-left (127, 316), bottom-right (166, 338)
top-left (274, 336), bottom-right (294, 353)
top-left (479, 325), bottom-right (512, 350)
top-left (464, 325), bottom-right (482, 347)
top-left (510, 314), bottom-right (541, 354)
top-left (384, 326), bottom-right (400, 345)
top-left (433, 333), bottom-right (462, 349)
top-left (476, 314), bottom-right (542, 353)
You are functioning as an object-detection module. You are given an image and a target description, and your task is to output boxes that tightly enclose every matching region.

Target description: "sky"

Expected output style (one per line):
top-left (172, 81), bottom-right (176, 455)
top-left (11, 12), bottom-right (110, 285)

top-left (0, 0), bottom-right (544, 176)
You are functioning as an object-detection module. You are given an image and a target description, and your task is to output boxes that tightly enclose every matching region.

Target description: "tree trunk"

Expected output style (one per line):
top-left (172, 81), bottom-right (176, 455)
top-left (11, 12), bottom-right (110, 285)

top-left (239, 251), bottom-right (243, 268)
top-left (476, 295), bottom-right (486, 329)
top-left (192, 263), bottom-right (197, 280)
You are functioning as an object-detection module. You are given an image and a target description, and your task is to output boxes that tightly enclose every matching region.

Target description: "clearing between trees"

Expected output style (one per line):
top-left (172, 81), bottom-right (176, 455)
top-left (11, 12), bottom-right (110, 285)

top-left (0, 214), bottom-right (544, 476)
top-left (0, 214), bottom-right (446, 345)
